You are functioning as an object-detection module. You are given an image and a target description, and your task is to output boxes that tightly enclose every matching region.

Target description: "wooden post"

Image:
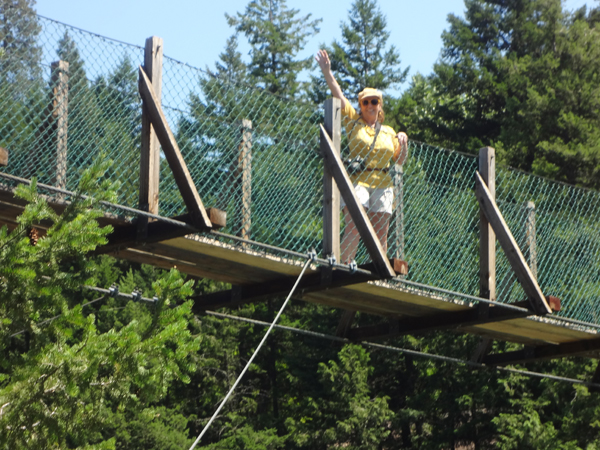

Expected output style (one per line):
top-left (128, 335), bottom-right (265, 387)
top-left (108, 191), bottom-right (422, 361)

top-left (525, 201), bottom-right (537, 280)
top-left (472, 147), bottom-right (496, 363)
top-left (51, 60), bottom-right (69, 192)
top-left (138, 66), bottom-right (212, 229)
top-left (479, 147), bottom-right (496, 301)
top-left (323, 98), bottom-right (341, 261)
top-left (139, 36), bottom-right (163, 237)
top-left (393, 164), bottom-right (405, 260)
top-left (475, 171), bottom-right (551, 315)
top-left (236, 119), bottom-right (252, 244)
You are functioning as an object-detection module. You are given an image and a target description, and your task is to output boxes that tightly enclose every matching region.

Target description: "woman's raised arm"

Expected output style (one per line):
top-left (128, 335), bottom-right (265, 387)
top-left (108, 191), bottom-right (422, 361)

top-left (315, 49), bottom-right (346, 109)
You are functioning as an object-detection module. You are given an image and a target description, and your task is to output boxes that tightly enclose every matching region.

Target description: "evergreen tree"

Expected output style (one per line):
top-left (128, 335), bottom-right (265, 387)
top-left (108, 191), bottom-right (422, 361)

top-left (396, 0), bottom-right (600, 188)
top-left (226, 0), bottom-right (321, 97)
top-left (0, 0), bottom-right (41, 90)
top-left (0, 161), bottom-right (200, 448)
top-left (313, 0), bottom-right (408, 103)
top-left (0, 0), bottom-right (43, 160)
top-left (56, 31), bottom-right (87, 94)
top-left (209, 34), bottom-right (248, 83)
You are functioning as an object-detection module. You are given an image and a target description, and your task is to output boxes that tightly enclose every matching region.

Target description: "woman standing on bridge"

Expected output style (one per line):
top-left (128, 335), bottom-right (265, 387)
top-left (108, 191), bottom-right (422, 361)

top-left (316, 49), bottom-right (408, 264)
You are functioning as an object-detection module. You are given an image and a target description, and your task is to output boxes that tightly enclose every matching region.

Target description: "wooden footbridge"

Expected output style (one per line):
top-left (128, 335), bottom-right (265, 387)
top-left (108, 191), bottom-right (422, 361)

top-left (2, 35), bottom-right (600, 376)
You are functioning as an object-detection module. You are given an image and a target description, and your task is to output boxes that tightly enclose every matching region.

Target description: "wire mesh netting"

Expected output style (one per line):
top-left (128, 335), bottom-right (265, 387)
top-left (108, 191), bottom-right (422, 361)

top-left (2, 16), bottom-right (600, 325)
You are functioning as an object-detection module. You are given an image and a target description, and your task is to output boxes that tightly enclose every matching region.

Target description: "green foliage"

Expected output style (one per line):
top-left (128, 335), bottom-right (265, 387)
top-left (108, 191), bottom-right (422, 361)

top-left (286, 344), bottom-right (392, 449)
top-left (113, 406), bottom-right (193, 450)
top-left (226, 0), bottom-right (321, 97)
top-left (3, 3), bottom-right (600, 449)
top-left (312, 0), bottom-right (408, 103)
top-left (396, 0), bottom-right (600, 189)
top-left (0, 161), bottom-right (199, 449)
top-left (0, 0), bottom-right (42, 91)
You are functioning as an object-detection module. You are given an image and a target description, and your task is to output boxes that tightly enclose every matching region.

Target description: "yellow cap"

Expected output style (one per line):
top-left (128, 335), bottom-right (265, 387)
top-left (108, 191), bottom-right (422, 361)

top-left (358, 87), bottom-right (383, 103)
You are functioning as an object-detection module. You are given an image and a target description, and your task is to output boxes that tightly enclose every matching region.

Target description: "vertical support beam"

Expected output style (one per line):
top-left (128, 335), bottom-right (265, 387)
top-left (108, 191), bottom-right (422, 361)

top-left (525, 201), bottom-right (537, 280)
top-left (236, 119), bottom-right (253, 245)
top-left (473, 147), bottom-right (496, 362)
top-left (479, 147), bottom-right (496, 301)
top-left (323, 98), bottom-right (341, 261)
top-left (139, 36), bottom-right (163, 237)
top-left (393, 164), bottom-right (405, 260)
top-left (51, 60), bottom-right (69, 193)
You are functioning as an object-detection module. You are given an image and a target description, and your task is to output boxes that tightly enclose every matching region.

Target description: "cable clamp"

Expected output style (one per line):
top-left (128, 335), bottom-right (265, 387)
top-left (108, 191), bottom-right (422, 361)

top-left (109, 284), bottom-right (119, 298)
top-left (348, 260), bottom-right (357, 274)
top-left (132, 289), bottom-right (142, 302)
top-left (307, 249), bottom-right (317, 262)
top-left (327, 254), bottom-right (336, 266)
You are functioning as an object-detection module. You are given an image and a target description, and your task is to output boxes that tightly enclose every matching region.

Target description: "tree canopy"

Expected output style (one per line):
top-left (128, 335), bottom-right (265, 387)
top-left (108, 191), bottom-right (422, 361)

top-left (395, 0), bottom-right (600, 188)
top-left (226, 0), bottom-right (321, 98)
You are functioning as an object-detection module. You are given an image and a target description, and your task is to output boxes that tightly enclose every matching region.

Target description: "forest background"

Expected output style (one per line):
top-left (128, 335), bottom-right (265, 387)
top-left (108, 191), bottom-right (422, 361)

top-left (2, 0), bottom-right (600, 448)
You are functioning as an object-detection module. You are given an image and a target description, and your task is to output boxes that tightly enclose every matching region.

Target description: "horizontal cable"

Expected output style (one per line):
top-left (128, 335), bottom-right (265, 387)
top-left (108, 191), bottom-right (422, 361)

top-left (203, 310), bottom-right (600, 390)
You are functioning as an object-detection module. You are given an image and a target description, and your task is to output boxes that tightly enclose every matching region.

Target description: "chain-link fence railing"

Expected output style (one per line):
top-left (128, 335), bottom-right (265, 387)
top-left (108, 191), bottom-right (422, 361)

top-left (2, 16), bottom-right (600, 325)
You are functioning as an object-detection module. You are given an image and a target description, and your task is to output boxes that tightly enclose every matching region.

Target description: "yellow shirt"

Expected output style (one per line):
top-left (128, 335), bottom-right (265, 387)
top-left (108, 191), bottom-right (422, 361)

top-left (342, 102), bottom-right (399, 188)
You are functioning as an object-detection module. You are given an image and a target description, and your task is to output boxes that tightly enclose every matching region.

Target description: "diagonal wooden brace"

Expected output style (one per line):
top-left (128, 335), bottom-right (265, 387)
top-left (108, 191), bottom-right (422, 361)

top-left (138, 66), bottom-right (212, 230)
top-left (475, 171), bottom-right (551, 315)
top-left (320, 124), bottom-right (395, 278)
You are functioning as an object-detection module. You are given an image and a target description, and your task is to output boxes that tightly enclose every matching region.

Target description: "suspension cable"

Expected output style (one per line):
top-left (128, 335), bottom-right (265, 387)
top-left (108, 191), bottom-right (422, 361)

top-left (202, 310), bottom-right (600, 391)
top-left (188, 253), bottom-right (314, 450)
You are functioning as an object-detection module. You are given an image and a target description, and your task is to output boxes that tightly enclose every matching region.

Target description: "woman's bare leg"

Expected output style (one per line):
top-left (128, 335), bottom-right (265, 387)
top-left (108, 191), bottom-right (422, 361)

top-left (368, 211), bottom-right (391, 253)
top-left (341, 206), bottom-right (360, 263)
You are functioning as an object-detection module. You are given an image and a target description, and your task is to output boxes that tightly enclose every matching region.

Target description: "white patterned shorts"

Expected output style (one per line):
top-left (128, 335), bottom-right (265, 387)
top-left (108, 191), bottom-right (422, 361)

top-left (341, 185), bottom-right (394, 214)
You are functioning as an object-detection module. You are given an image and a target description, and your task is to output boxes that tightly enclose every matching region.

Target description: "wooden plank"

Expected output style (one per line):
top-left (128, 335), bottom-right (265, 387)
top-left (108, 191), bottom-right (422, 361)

top-left (307, 284), bottom-right (464, 317)
top-left (138, 36), bottom-right (164, 238)
top-left (483, 336), bottom-right (600, 365)
top-left (139, 241), bottom-right (301, 284)
top-left (138, 66), bottom-right (212, 229)
top-left (0, 147), bottom-right (8, 166)
top-left (320, 124), bottom-right (395, 278)
top-left (115, 248), bottom-right (237, 282)
top-left (322, 98), bottom-right (341, 261)
top-left (475, 171), bottom-right (551, 315)
top-left (192, 268), bottom-right (377, 311)
top-left (96, 213), bottom-right (194, 254)
top-left (347, 305), bottom-right (531, 341)
top-left (469, 317), bottom-right (592, 345)
top-left (51, 61), bottom-right (69, 192)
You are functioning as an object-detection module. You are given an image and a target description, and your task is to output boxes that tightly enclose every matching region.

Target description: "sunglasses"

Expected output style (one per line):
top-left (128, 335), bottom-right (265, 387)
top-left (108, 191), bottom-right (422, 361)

top-left (361, 99), bottom-right (380, 106)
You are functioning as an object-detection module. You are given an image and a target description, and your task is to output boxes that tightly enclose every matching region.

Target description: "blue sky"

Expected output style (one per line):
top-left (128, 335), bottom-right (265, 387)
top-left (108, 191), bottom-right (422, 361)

top-left (35, 0), bottom-right (595, 94)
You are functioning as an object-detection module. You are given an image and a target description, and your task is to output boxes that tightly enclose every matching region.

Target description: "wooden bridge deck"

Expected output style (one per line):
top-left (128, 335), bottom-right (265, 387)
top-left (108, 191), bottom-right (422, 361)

top-left (122, 233), bottom-right (598, 347)
top-left (2, 177), bottom-right (600, 367)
